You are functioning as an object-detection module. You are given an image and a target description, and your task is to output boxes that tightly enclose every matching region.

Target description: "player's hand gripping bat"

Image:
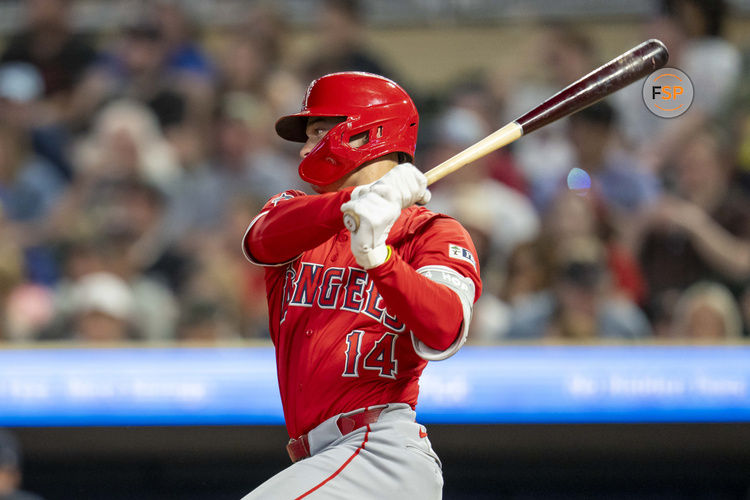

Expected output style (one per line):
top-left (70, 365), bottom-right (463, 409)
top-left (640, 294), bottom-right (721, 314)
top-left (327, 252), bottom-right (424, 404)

top-left (343, 38), bottom-right (669, 232)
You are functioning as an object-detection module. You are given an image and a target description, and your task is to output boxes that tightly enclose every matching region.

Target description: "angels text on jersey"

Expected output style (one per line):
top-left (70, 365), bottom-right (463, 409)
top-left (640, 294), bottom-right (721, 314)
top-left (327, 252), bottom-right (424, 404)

top-left (280, 261), bottom-right (406, 333)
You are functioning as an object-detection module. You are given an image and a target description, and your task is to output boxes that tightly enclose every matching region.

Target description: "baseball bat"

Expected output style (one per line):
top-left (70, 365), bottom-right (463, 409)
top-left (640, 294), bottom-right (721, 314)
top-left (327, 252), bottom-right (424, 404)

top-left (343, 38), bottom-right (669, 232)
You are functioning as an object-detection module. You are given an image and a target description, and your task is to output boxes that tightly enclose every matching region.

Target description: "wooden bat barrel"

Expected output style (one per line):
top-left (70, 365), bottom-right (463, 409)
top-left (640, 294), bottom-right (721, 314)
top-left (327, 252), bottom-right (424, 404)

top-left (516, 39), bottom-right (669, 134)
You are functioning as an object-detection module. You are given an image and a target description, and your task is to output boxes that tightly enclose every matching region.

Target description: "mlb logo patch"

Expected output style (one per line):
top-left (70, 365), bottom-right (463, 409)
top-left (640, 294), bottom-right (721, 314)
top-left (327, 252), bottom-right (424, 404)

top-left (448, 244), bottom-right (476, 269)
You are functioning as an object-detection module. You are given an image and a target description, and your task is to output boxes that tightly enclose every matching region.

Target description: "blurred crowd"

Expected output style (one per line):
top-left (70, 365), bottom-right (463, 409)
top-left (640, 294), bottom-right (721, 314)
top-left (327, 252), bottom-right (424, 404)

top-left (0, 0), bottom-right (749, 344)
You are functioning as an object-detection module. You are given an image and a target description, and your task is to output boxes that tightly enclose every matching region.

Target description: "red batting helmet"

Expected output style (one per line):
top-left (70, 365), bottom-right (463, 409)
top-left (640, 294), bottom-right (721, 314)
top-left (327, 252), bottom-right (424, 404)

top-left (275, 72), bottom-right (419, 186)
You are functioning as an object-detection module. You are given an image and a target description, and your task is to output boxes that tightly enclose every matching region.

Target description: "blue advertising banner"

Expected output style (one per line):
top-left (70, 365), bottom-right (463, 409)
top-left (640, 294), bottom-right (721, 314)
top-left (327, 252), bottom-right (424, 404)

top-left (0, 346), bottom-right (748, 426)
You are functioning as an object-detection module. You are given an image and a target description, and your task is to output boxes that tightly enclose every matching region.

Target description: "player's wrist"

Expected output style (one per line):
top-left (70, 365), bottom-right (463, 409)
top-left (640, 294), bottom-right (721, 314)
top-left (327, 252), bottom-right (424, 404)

top-left (355, 244), bottom-right (390, 269)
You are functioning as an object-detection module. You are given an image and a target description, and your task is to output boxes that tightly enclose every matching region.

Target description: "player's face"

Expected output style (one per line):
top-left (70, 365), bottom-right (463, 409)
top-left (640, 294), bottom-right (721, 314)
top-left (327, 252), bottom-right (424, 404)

top-left (301, 116), bottom-right (396, 194)
top-left (300, 117), bottom-right (344, 159)
top-left (301, 117), bottom-right (347, 194)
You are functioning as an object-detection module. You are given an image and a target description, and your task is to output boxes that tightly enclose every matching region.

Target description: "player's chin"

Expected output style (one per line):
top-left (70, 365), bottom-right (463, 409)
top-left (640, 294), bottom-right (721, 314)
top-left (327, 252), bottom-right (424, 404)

top-left (310, 176), bottom-right (349, 194)
top-left (310, 182), bottom-right (340, 194)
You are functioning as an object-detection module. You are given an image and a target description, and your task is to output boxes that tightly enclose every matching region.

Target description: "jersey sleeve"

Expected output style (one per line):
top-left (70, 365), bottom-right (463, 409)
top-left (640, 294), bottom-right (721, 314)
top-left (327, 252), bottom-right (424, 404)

top-left (242, 188), bottom-right (354, 266)
top-left (367, 216), bottom-right (482, 361)
top-left (408, 217), bottom-right (482, 359)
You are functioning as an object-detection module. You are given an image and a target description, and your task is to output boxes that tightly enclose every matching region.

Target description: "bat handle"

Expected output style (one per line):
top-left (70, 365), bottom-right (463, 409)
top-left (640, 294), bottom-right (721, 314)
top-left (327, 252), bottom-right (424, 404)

top-left (343, 121), bottom-right (524, 232)
top-left (424, 121), bottom-right (523, 185)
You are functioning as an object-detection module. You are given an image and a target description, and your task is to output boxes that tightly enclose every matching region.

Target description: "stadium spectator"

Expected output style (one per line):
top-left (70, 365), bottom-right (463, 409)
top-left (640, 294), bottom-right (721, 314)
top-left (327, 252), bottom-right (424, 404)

top-left (160, 124), bottom-right (221, 245)
top-left (666, 0), bottom-right (740, 115)
top-left (176, 300), bottom-right (239, 342)
top-left (67, 272), bottom-right (139, 342)
top-left (504, 25), bottom-right (596, 194)
top-left (241, 4), bottom-right (287, 70)
top-left (637, 128), bottom-right (750, 329)
top-left (220, 6), bottom-right (302, 117)
top-left (104, 179), bottom-right (192, 293)
top-left (0, 122), bottom-right (65, 225)
top-left (505, 236), bottom-right (651, 340)
top-left (88, 194), bottom-right (180, 341)
top-left (0, 215), bottom-right (27, 341)
top-left (211, 93), bottom-right (299, 200)
top-left (740, 286), bottom-right (750, 337)
top-left (502, 240), bottom-right (554, 310)
top-left (494, 190), bottom-right (648, 340)
top-left (429, 100), bottom-right (528, 193)
top-left (0, 0), bottom-right (97, 101)
top-left (727, 50), bottom-right (750, 193)
top-left (45, 178), bottom-right (181, 341)
top-left (179, 197), bottom-right (269, 339)
top-left (485, 239), bottom-right (554, 341)
top-left (0, 429), bottom-right (43, 500)
top-left (544, 191), bottom-right (648, 304)
top-left (2, 284), bottom-right (55, 342)
top-left (219, 35), bottom-right (272, 100)
top-left (0, 62), bottom-right (74, 182)
top-left (424, 103), bottom-right (542, 342)
top-left (163, 91), bottom-right (298, 251)
top-left (152, 2), bottom-right (217, 126)
top-left (154, 2), bottom-right (214, 82)
top-left (535, 101), bottom-right (660, 216)
top-left (615, 0), bottom-right (740, 170)
top-left (670, 281), bottom-right (743, 340)
top-left (427, 104), bottom-right (531, 217)
top-left (441, 183), bottom-right (540, 342)
top-left (46, 239), bottom-right (178, 342)
top-left (0, 120), bottom-right (65, 285)
top-left (303, 0), bottom-right (393, 81)
top-left (73, 99), bottom-right (181, 192)
top-left (80, 21), bottom-right (188, 132)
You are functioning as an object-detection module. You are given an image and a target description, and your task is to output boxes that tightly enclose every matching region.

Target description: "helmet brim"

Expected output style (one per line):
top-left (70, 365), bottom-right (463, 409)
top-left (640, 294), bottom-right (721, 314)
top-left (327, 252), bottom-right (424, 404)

top-left (275, 112), bottom-right (346, 143)
top-left (275, 114), bottom-right (308, 143)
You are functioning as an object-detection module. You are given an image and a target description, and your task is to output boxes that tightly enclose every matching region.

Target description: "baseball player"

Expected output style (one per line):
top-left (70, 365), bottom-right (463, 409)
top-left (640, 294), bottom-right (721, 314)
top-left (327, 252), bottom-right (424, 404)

top-left (241, 72), bottom-right (482, 499)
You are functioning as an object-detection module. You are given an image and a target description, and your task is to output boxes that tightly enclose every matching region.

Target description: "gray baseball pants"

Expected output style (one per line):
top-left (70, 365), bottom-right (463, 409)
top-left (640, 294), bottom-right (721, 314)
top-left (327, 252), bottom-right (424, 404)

top-left (242, 403), bottom-right (443, 499)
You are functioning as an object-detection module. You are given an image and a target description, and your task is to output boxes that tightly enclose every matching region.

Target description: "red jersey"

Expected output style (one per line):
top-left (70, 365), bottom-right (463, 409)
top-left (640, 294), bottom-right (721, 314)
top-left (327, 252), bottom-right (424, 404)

top-left (243, 189), bottom-right (482, 438)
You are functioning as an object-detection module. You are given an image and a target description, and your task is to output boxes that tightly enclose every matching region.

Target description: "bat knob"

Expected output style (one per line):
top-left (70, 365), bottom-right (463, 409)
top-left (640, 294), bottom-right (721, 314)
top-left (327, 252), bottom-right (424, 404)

top-left (343, 211), bottom-right (360, 232)
top-left (644, 38), bottom-right (669, 69)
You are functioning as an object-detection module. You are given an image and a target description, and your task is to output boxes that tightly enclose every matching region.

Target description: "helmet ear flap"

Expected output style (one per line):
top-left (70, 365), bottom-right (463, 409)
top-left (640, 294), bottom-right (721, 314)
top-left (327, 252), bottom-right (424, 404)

top-left (298, 120), bottom-right (357, 185)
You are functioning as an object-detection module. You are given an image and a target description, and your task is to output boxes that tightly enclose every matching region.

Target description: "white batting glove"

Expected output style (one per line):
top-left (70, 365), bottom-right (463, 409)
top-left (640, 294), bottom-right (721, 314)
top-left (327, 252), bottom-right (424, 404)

top-left (341, 190), bottom-right (401, 269)
top-left (351, 163), bottom-right (431, 208)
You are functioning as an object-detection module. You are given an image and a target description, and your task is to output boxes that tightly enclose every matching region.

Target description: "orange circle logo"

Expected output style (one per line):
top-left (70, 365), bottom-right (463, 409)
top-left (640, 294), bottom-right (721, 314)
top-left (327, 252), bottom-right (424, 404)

top-left (642, 68), bottom-right (693, 118)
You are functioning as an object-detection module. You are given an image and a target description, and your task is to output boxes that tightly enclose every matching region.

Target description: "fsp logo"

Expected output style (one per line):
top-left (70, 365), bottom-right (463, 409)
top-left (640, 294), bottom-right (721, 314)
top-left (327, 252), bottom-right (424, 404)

top-left (642, 68), bottom-right (693, 118)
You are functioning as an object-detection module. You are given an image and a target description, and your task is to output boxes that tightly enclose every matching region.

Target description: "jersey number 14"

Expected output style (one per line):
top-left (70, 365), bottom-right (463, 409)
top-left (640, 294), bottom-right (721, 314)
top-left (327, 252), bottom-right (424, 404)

top-left (343, 330), bottom-right (398, 379)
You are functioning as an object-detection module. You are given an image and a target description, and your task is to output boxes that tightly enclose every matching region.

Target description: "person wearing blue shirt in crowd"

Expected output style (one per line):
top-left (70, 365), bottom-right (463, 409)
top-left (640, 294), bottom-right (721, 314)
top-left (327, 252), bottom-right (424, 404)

top-left (534, 101), bottom-right (661, 215)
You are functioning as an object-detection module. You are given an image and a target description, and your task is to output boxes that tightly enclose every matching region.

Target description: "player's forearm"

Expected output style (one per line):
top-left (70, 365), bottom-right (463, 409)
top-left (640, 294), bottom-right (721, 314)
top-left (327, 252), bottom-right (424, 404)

top-left (367, 251), bottom-right (464, 351)
top-left (246, 188), bottom-right (354, 264)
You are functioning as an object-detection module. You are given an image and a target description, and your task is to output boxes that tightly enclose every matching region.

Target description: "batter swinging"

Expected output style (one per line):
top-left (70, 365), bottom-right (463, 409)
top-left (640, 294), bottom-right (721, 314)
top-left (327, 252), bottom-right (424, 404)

top-left (241, 72), bottom-right (482, 499)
